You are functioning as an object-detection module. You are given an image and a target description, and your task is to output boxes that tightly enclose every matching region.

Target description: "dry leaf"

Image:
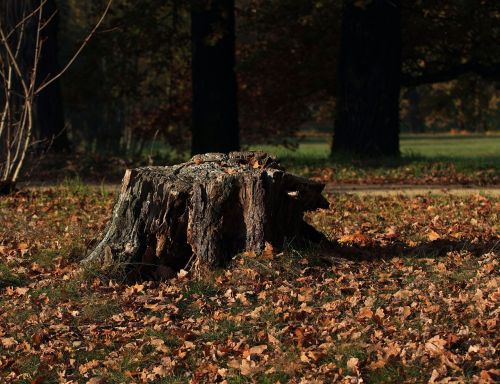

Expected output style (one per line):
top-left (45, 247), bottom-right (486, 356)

top-left (79, 360), bottom-right (99, 374)
top-left (347, 357), bottom-right (359, 372)
top-left (262, 242), bottom-right (274, 259)
top-left (428, 229), bottom-right (441, 241)
top-left (86, 378), bottom-right (106, 384)
top-left (1, 337), bottom-right (17, 349)
top-left (177, 269), bottom-right (188, 278)
top-left (357, 307), bottom-right (373, 320)
top-left (248, 344), bottom-right (267, 355)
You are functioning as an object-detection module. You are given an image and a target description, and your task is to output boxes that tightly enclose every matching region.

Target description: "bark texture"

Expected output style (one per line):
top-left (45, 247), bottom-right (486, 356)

top-left (84, 152), bottom-right (328, 279)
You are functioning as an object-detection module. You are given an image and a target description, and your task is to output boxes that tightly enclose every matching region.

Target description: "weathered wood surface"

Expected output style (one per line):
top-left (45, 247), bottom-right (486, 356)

top-left (83, 152), bottom-right (328, 278)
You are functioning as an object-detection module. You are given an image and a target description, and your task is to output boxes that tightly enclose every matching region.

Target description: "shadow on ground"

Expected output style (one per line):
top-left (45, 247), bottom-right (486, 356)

top-left (310, 238), bottom-right (498, 265)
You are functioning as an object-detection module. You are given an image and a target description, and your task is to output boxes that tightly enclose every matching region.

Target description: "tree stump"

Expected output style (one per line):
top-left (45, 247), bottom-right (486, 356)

top-left (83, 152), bottom-right (328, 279)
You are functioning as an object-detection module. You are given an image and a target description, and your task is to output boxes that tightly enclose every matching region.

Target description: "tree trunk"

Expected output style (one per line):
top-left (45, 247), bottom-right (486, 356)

top-left (35, 0), bottom-right (70, 152)
top-left (332, 0), bottom-right (401, 157)
top-left (83, 152), bottom-right (328, 280)
top-left (191, 0), bottom-right (240, 155)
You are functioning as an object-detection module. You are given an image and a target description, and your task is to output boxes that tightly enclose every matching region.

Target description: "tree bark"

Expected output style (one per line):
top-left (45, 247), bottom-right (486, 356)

top-left (191, 0), bottom-right (240, 155)
top-left (332, 0), bottom-right (401, 157)
top-left (36, 0), bottom-right (70, 152)
top-left (83, 152), bottom-right (328, 279)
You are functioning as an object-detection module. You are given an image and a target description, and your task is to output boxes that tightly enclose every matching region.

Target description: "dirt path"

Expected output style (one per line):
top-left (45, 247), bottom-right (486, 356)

top-left (324, 184), bottom-right (500, 196)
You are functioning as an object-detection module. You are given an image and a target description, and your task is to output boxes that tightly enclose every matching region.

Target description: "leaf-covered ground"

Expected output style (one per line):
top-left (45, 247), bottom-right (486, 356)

top-left (0, 188), bottom-right (498, 383)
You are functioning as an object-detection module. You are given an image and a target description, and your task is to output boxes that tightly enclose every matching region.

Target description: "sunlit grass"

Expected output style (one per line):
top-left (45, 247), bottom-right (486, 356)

top-left (250, 134), bottom-right (500, 183)
top-left (252, 133), bottom-right (500, 160)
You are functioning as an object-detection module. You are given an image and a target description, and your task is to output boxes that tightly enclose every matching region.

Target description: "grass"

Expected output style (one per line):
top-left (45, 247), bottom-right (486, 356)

top-left (23, 133), bottom-right (500, 186)
top-left (253, 133), bottom-right (500, 160)
top-left (0, 262), bottom-right (26, 288)
top-left (251, 133), bottom-right (500, 184)
top-left (80, 297), bottom-right (121, 323)
top-left (366, 361), bottom-right (424, 384)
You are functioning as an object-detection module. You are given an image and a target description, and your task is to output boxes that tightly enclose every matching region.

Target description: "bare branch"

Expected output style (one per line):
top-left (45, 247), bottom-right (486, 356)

top-left (11, 4), bottom-right (43, 180)
top-left (0, 22), bottom-right (29, 97)
top-left (1, 0), bottom-right (47, 42)
top-left (1, 0), bottom-right (113, 185)
top-left (36, 0), bottom-right (113, 94)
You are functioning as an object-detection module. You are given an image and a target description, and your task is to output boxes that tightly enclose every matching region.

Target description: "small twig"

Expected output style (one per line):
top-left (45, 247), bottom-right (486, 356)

top-left (184, 253), bottom-right (198, 272)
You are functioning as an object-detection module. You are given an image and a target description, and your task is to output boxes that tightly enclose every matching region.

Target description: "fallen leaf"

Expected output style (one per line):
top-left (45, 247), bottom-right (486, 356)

top-left (79, 360), bottom-right (99, 374)
top-left (248, 344), bottom-right (267, 355)
top-left (1, 337), bottom-right (17, 349)
top-left (425, 335), bottom-right (447, 356)
top-left (347, 357), bottom-right (359, 372)
top-left (262, 242), bottom-right (273, 259)
top-left (86, 378), bottom-right (106, 384)
top-left (177, 269), bottom-right (188, 278)
top-left (357, 307), bottom-right (373, 320)
top-left (428, 229), bottom-right (441, 241)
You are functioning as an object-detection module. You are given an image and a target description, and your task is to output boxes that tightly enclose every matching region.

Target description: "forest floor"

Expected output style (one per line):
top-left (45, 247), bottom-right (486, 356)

top-left (0, 186), bottom-right (498, 383)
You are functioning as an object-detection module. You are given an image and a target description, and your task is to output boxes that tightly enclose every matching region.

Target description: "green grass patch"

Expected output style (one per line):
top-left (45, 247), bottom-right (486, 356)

top-left (177, 280), bottom-right (220, 317)
top-left (31, 280), bottom-right (82, 302)
top-left (144, 328), bottom-right (181, 349)
top-left (319, 343), bottom-right (369, 372)
top-left (251, 134), bottom-right (500, 183)
top-left (201, 319), bottom-right (252, 342)
top-left (365, 361), bottom-right (424, 383)
top-left (0, 262), bottom-right (26, 288)
top-left (80, 296), bottom-right (121, 323)
top-left (401, 134), bottom-right (500, 159)
top-left (30, 249), bottom-right (60, 269)
top-left (62, 176), bottom-right (93, 196)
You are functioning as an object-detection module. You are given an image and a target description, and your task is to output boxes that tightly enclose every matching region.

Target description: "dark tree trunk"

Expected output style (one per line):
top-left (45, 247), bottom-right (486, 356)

top-left (332, 0), bottom-right (401, 157)
top-left (35, 0), bottom-right (70, 152)
top-left (83, 152), bottom-right (328, 280)
top-left (406, 87), bottom-right (424, 133)
top-left (191, 0), bottom-right (239, 155)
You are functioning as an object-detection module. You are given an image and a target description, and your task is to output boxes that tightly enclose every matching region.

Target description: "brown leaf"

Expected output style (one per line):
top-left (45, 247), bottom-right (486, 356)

top-left (347, 357), bottom-right (359, 372)
top-left (240, 359), bottom-right (256, 376)
top-left (427, 229), bottom-right (441, 241)
top-left (86, 378), bottom-right (106, 384)
top-left (79, 360), bottom-right (99, 374)
top-left (357, 307), bottom-right (373, 320)
top-left (1, 337), bottom-right (17, 349)
top-left (267, 333), bottom-right (280, 346)
top-left (425, 335), bottom-right (447, 357)
top-left (15, 287), bottom-right (29, 295)
top-left (367, 359), bottom-right (386, 370)
top-left (262, 242), bottom-right (274, 259)
top-left (339, 233), bottom-right (371, 244)
top-left (248, 344), bottom-right (267, 355)
top-left (294, 328), bottom-right (305, 348)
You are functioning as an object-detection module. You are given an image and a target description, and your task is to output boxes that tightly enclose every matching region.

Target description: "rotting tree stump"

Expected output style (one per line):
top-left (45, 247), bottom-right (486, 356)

top-left (83, 152), bottom-right (328, 279)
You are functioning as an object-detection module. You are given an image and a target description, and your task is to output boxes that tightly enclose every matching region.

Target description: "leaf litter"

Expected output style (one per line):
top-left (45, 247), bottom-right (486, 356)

top-left (0, 188), bottom-right (498, 383)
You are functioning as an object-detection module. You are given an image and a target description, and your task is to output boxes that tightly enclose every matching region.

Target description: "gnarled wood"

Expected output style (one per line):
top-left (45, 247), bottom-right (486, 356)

top-left (83, 152), bottom-right (328, 278)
